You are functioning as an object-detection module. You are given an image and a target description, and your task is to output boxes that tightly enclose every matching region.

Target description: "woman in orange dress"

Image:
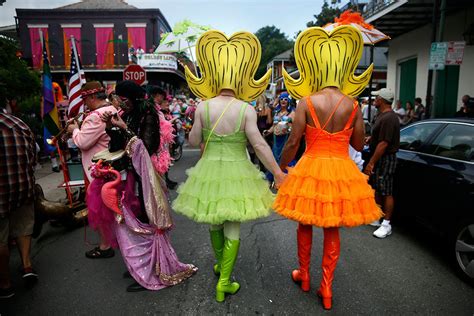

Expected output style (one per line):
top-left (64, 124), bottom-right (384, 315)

top-left (273, 25), bottom-right (383, 310)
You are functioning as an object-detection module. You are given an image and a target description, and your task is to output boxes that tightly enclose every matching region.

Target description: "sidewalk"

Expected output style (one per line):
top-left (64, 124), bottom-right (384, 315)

top-left (35, 161), bottom-right (69, 201)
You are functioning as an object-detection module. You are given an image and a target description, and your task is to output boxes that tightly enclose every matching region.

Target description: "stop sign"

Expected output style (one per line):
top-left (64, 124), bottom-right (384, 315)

top-left (123, 64), bottom-right (147, 85)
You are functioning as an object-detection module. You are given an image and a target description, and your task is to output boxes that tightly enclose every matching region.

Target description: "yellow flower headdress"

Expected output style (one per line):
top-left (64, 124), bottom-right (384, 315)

top-left (185, 30), bottom-right (272, 102)
top-left (283, 25), bottom-right (373, 99)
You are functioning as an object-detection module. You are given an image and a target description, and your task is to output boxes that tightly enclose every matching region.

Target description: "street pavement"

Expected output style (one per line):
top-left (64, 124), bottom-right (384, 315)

top-left (1, 147), bottom-right (474, 315)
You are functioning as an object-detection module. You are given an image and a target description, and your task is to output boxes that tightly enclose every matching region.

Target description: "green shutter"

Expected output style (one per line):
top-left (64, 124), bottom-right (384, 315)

top-left (434, 65), bottom-right (460, 118)
top-left (399, 58), bottom-right (417, 108)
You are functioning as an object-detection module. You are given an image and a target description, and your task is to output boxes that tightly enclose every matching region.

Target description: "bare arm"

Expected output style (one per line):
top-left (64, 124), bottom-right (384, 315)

top-left (245, 105), bottom-right (283, 178)
top-left (363, 141), bottom-right (388, 175)
top-left (188, 101), bottom-right (204, 147)
top-left (279, 101), bottom-right (306, 171)
top-left (350, 109), bottom-right (365, 151)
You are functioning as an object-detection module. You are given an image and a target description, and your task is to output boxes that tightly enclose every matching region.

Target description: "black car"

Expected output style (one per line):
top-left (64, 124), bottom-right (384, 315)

top-left (392, 118), bottom-right (474, 282)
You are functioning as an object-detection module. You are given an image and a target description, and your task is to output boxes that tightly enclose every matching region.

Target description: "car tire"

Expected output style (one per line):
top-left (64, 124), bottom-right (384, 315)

top-left (452, 220), bottom-right (474, 285)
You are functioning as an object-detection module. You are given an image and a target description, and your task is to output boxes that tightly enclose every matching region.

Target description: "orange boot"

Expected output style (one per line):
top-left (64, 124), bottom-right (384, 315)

top-left (317, 227), bottom-right (340, 310)
top-left (291, 223), bottom-right (312, 292)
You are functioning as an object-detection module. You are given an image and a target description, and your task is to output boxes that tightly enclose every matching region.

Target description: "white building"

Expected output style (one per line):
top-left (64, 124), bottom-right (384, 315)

top-left (364, 0), bottom-right (474, 117)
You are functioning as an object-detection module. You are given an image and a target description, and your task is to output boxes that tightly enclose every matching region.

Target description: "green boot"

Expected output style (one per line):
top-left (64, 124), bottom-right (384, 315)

top-left (216, 238), bottom-right (240, 302)
top-left (210, 229), bottom-right (225, 275)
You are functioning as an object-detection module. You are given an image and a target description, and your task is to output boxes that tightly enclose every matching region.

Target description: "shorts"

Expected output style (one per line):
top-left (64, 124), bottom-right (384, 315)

top-left (0, 199), bottom-right (35, 246)
top-left (371, 154), bottom-right (397, 196)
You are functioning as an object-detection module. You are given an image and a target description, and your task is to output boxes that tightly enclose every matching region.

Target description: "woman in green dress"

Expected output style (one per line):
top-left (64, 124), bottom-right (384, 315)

top-left (172, 30), bottom-right (286, 302)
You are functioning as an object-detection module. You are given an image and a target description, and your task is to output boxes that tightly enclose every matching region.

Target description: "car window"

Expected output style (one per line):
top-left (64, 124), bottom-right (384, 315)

top-left (426, 124), bottom-right (474, 162)
top-left (399, 123), bottom-right (441, 151)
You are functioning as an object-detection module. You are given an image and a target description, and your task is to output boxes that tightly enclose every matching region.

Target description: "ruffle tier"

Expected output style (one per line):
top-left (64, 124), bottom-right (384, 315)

top-left (173, 158), bottom-right (274, 224)
top-left (273, 155), bottom-right (383, 227)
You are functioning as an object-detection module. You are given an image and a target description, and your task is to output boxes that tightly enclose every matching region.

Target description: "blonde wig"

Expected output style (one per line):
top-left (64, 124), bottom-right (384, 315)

top-left (283, 25), bottom-right (373, 99)
top-left (185, 30), bottom-right (272, 102)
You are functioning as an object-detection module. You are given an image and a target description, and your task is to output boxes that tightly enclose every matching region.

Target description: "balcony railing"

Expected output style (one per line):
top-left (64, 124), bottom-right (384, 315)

top-left (363, 0), bottom-right (398, 19)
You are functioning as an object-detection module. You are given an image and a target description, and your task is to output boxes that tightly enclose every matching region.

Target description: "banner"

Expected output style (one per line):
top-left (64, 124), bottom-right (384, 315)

top-left (29, 27), bottom-right (49, 69)
top-left (138, 54), bottom-right (178, 70)
top-left (63, 28), bottom-right (82, 68)
top-left (127, 27), bottom-right (146, 51)
top-left (95, 27), bottom-right (114, 68)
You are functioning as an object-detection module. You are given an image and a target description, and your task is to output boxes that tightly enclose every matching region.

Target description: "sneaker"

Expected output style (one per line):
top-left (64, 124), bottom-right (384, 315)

top-left (0, 286), bottom-right (15, 299)
top-left (369, 220), bottom-right (381, 227)
top-left (373, 224), bottom-right (392, 239)
top-left (22, 267), bottom-right (38, 288)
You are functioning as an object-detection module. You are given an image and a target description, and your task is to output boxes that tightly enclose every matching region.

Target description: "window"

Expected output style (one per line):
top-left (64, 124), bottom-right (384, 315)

top-left (426, 124), bottom-right (474, 162)
top-left (399, 123), bottom-right (441, 151)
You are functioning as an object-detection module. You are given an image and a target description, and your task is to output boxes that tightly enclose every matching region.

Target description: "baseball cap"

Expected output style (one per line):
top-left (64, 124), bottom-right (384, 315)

top-left (371, 88), bottom-right (394, 103)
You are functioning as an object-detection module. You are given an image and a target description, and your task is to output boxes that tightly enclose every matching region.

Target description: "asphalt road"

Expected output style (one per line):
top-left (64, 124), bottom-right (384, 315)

top-left (2, 148), bottom-right (474, 315)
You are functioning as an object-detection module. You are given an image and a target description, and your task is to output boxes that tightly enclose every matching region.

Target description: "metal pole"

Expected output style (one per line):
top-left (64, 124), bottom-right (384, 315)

top-left (70, 35), bottom-right (85, 84)
top-left (425, 0), bottom-right (439, 118)
top-left (437, 0), bottom-right (446, 42)
top-left (367, 44), bottom-right (374, 124)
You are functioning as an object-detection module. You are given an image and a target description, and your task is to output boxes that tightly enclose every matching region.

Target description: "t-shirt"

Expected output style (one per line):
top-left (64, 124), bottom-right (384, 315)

top-left (362, 104), bottom-right (378, 122)
top-left (393, 107), bottom-right (406, 124)
top-left (370, 111), bottom-right (400, 155)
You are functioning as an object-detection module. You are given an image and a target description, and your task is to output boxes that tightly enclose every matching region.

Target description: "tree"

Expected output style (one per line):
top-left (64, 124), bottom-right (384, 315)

top-left (306, 1), bottom-right (344, 27)
top-left (0, 37), bottom-right (40, 110)
top-left (255, 26), bottom-right (294, 78)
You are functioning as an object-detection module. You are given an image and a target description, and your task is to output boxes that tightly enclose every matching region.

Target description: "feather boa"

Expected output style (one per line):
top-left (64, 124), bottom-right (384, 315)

top-left (151, 110), bottom-right (175, 175)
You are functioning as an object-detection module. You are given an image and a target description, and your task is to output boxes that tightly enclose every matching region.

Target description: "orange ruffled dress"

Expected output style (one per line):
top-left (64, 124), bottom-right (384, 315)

top-left (273, 96), bottom-right (383, 227)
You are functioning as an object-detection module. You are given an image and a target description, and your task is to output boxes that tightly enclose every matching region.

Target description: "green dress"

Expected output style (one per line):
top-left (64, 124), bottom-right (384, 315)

top-left (173, 102), bottom-right (274, 225)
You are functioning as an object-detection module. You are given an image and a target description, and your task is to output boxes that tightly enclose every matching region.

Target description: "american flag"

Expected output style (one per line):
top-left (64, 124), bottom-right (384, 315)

top-left (67, 45), bottom-right (85, 118)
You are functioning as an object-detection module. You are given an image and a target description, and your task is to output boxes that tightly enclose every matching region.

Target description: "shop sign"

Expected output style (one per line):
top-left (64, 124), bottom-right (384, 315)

top-left (138, 54), bottom-right (178, 70)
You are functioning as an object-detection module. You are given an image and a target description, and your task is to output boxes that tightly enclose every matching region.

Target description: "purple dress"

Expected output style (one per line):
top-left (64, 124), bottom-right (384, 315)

top-left (87, 137), bottom-right (197, 290)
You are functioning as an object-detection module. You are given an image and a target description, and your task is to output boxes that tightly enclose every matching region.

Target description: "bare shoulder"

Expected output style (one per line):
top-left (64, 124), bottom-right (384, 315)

top-left (243, 102), bottom-right (256, 118)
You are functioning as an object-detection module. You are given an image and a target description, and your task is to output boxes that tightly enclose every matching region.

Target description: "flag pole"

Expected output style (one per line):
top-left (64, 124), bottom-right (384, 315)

top-left (70, 35), bottom-right (85, 83)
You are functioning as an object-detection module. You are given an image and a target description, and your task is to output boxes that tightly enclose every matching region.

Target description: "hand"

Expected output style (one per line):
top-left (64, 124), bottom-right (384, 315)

top-left (263, 130), bottom-right (269, 137)
top-left (363, 162), bottom-right (374, 176)
top-left (110, 113), bottom-right (127, 130)
top-left (273, 171), bottom-right (287, 189)
top-left (100, 110), bottom-right (115, 123)
top-left (364, 136), bottom-right (371, 145)
top-left (67, 122), bottom-right (78, 134)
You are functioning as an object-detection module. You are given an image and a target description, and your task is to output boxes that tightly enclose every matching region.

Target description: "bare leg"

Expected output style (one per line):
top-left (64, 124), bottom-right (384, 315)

top-left (383, 195), bottom-right (394, 220)
top-left (99, 231), bottom-right (111, 251)
top-left (15, 236), bottom-right (32, 268)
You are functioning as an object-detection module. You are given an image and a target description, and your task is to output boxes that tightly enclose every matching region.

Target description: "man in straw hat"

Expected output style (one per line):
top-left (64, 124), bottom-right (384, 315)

top-left (67, 81), bottom-right (117, 259)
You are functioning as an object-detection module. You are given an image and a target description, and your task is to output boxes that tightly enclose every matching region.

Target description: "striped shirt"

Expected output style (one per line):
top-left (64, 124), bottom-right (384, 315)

top-left (0, 112), bottom-right (36, 215)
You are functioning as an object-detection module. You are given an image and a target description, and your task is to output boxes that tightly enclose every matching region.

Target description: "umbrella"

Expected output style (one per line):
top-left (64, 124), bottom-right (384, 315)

top-left (323, 10), bottom-right (390, 124)
top-left (156, 20), bottom-right (210, 71)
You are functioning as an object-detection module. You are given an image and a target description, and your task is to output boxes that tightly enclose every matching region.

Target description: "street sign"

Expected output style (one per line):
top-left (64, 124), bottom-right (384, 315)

top-left (123, 64), bottom-right (146, 85)
top-left (429, 42), bottom-right (448, 70)
top-left (445, 41), bottom-right (465, 65)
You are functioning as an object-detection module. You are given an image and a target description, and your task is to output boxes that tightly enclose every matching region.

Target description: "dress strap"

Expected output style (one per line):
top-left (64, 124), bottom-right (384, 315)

top-left (306, 96), bottom-right (321, 129)
top-left (205, 101), bottom-right (211, 128)
top-left (344, 100), bottom-right (359, 130)
top-left (234, 102), bottom-right (247, 132)
top-left (321, 95), bottom-right (346, 130)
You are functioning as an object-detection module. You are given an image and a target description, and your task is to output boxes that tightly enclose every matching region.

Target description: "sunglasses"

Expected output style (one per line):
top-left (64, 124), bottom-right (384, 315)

top-left (280, 98), bottom-right (289, 102)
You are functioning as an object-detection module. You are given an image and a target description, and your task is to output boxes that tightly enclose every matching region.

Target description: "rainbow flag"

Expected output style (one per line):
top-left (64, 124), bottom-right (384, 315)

top-left (41, 35), bottom-right (60, 153)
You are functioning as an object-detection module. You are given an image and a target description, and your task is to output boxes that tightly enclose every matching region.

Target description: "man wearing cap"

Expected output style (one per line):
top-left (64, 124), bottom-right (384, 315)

top-left (67, 81), bottom-right (117, 258)
top-left (364, 88), bottom-right (400, 238)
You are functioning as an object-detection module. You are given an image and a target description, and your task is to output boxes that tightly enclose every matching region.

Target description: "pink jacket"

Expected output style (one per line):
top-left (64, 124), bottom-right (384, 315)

top-left (72, 105), bottom-right (117, 181)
